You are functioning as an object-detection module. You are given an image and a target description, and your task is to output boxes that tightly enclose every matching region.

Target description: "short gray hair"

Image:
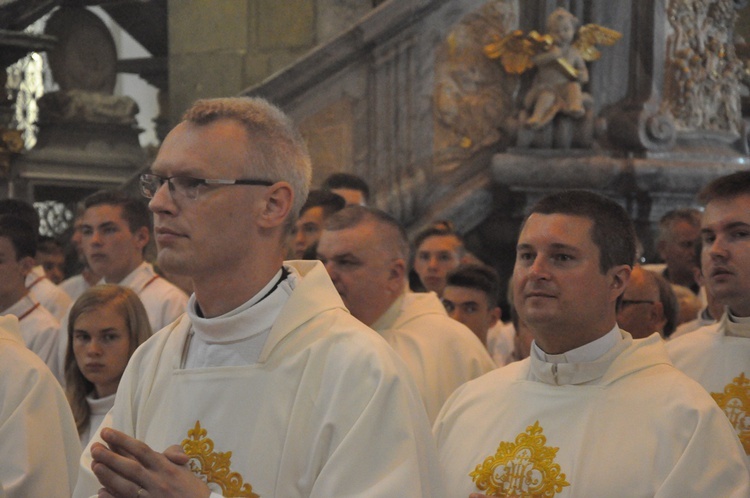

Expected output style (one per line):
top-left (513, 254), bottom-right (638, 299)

top-left (183, 97), bottom-right (312, 226)
top-left (324, 206), bottom-right (410, 259)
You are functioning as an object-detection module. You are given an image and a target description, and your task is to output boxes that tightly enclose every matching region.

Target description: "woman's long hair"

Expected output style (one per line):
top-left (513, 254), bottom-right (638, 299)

top-left (64, 284), bottom-right (152, 434)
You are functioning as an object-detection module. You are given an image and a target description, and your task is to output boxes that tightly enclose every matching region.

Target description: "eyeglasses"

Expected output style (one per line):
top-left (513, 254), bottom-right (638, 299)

top-left (618, 299), bottom-right (656, 310)
top-left (139, 173), bottom-right (274, 200)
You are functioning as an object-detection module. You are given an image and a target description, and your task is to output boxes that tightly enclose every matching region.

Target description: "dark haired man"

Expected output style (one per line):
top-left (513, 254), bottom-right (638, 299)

top-left (435, 190), bottom-right (749, 496)
top-left (79, 190), bottom-right (188, 331)
top-left (0, 199), bottom-right (73, 321)
top-left (668, 171), bottom-right (750, 459)
top-left (442, 263), bottom-right (501, 351)
top-left (290, 189), bottom-right (345, 259)
top-left (321, 172), bottom-right (370, 206)
top-left (0, 216), bottom-right (60, 370)
top-left (413, 226), bottom-right (466, 297)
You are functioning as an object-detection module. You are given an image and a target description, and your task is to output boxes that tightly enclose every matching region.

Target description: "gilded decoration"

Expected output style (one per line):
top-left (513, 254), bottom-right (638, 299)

top-left (433, 1), bottom-right (517, 160)
top-left (711, 373), bottom-right (750, 454)
top-left (470, 420), bottom-right (570, 497)
top-left (666, 0), bottom-right (743, 135)
top-left (181, 421), bottom-right (259, 498)
top-left (484, 10), bottom-right (620, 130)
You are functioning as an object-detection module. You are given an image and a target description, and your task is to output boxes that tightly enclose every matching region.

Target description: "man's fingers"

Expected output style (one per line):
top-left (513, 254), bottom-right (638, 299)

top-left (163, 444), bottom-right (190, 466)
top-left (100, 427), bottom-right (162, 469)
top-left (91, 457), bottom-right (143, 498)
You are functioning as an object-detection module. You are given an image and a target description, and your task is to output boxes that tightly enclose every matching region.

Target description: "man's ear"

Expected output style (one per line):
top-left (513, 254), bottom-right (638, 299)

top-left (386, 258), bottom-right (407, 294)
top-left (258, 182), bottom-right (293, 229)
top-left (134, 226), bottom-right (150, 250)
top-left (489, 306), bottom-right (501, 328)
top-left (19, 255), bottom-right (35, 275)
top-left (609, 265), bottom-right (631, 300)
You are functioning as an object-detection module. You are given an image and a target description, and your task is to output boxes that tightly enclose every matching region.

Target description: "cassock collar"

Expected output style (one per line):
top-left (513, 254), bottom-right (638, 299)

top-left (723, 310), bottom-right (750, 338)
top-left (187, 267), bottom-right (295, 344)
top-left (530, 326), bottom-right (630, 386)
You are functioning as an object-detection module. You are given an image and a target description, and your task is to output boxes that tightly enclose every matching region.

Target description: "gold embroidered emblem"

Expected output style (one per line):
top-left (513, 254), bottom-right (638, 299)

top-left (470, 421), bottom-right (569, 497)
top-left (711, 372), bottom-right (750, 454)
top-left (181, 421), bottom-right (259, 497)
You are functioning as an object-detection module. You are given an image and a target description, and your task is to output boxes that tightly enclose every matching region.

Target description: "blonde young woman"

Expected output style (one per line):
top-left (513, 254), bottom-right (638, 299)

top-left (65, 284), bottom-right (152, 446)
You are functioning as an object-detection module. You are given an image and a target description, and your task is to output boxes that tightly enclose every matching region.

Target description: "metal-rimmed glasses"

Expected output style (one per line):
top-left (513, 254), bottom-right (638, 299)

top-left (139, 173), bottom-right (274, 200)
top-left (617, 299), bottom-right (656, 310)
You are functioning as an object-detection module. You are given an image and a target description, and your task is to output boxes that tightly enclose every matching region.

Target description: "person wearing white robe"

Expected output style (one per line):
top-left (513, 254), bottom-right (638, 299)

top-left (372, 291), bottom-right (497, 422)
top-left (317, 206), bottom-right (496, 423)
top-left (0, 314), bottom-right (80, 497)
top-left (434, 190), bottom-right (750, 497)
top-left (52, 196), bottom-right (189, 383)
top-left (2, 293), bottom-right (59, 369)
top-left (667, 171), bottom-right (750, 459)
top-left (75, 97), bottom-right (442, 498)
top-left (25, 264), bottom-right (72, 321)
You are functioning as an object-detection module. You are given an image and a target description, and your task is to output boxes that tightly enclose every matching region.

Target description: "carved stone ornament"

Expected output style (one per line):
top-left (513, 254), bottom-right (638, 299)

top-left (433, 1), bottom-right (517, 161)
top-left (44, 6), bottom-right (118, 94)
top-left (665, 0), bottom-right (744, 136)
top-left (484, 7), bottom-right (620, 149)
top-left (37, 90), bottom-right (139, 126)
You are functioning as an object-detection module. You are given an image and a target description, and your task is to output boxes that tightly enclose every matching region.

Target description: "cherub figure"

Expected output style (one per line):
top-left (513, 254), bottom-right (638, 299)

top-left (524, 8), bottom-right (587, 128)
top-left (484, 8), bottom-right (620, 131)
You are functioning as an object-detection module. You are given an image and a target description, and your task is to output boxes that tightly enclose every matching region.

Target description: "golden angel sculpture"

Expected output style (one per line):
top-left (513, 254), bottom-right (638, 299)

top-left (484, 8), bottom-right (621, 130)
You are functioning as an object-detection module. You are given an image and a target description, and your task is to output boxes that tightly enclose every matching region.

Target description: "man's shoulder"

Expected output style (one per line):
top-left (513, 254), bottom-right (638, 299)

top-left (666, 320), bottom-right (722, 355)
top-left (144, 276), bottom-right (189, 300)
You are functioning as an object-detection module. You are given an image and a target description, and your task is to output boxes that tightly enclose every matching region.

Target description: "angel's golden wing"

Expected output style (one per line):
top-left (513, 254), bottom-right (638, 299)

top-left (574, 24), bottom-right (622, 61)
top-left (483, 30), bottom-right (537, 74)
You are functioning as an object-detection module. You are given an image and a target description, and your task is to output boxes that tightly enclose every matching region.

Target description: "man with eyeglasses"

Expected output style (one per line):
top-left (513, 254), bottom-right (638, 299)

top-left (668, 171), bottom-right (750, 460)
top-left (73, 97), bottom-right (442, 498)
top-left (434, 190), bottom-right (749, 497)
top-left (616, 265), bottom-right (674, 339)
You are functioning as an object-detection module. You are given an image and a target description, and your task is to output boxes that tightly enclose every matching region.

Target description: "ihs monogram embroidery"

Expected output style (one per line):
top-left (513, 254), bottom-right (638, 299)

top-left (711, 372), bottom-right (750, 454)
top-left (470, 421), bottom-right (569, 497)
top-left (181, 421), bottom-right (259, 497)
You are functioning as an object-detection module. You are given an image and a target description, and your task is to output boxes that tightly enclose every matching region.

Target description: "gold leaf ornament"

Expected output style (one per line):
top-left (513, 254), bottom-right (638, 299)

top-left (181, 421), bottom-right (259, 498)
top-left (484, 30), bottom-right (536, 75)
top-left (470, 421), bottom-right (569, 497)
top-left (573, 24), bottom-right (622, 62)
top-left (711, 373), bottom-right (750, 454)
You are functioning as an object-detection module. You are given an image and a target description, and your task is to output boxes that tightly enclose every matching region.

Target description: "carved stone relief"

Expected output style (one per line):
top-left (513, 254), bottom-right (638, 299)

top-left (666, 0), bottom-right (743, 135)
top-left (433, 1), bottom-right (517, 163)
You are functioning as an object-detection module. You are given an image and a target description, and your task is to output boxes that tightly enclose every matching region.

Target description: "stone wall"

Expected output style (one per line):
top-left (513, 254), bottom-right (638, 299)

top-left (168, 0), bottom-right (373, 123)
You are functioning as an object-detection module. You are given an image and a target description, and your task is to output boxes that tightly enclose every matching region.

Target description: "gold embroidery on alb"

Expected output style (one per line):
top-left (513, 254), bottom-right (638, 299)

top-left (711, 372), bottom-right (750, 454)
top-left (181, 421), bottom-right (260, 498)
top-left (470, 420), bottom-right (570, 497)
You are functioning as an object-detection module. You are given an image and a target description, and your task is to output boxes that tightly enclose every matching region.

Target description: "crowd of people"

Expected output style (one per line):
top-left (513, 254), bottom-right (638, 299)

top-left (0, 96), bottom-right (748, 497)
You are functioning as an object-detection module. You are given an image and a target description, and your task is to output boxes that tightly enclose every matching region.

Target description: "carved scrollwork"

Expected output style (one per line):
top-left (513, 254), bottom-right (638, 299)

top-left (645, 113), bottom-right (676, 144)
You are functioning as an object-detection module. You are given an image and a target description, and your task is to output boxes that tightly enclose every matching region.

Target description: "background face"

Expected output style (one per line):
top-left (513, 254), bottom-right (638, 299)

top-left (413, 235), bottom-right (462, 295)
top-left (0, 237), bottom-right (28, 300)
top-left (701, 194), bottom-right (750, 316)
top-left (442, 285), bottom-right (496, 341)
top-left (317, 223), bottom-right (396, 326)
top-left (292, 206), bottom-right (324, 258)
top-left (72, 301), bottom-right (131, 398)
top-left (660, 220), bottom-right (700, 278)
top-left (81, 204), bottom-right (144, 283)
